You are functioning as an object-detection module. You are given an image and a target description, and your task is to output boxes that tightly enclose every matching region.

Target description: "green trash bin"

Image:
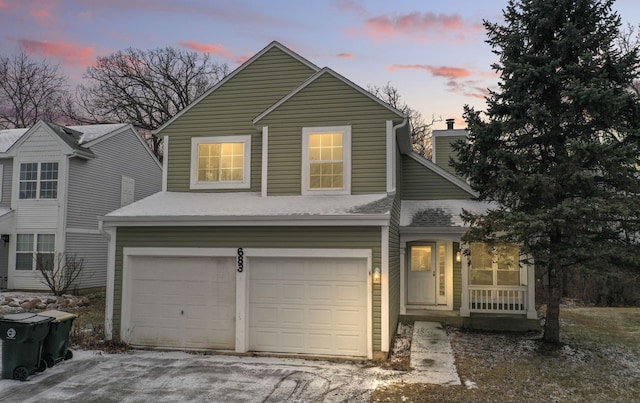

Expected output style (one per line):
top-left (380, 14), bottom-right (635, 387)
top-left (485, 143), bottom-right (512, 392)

top-left (39, 310), bottom-right (78, 368)
top-left (0, 313), bottom-right (53, 381)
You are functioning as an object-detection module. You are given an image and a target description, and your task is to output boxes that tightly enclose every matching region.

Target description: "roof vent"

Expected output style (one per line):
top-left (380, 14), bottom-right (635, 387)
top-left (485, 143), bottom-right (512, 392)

top-left (446, 118), bottom-right (455, 130)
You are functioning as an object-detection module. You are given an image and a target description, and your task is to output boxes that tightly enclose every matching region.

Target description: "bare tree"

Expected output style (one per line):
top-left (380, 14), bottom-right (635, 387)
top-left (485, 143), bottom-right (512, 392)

top-left (38, 253), bottom-right (85, 296)
top-left (0, 50), bottom-right (68, 129)
top-left (67, 47), bottom-right (229, 158)
top-left (368, 83), bottom-right (440, 159)
top-left (615, 23), bottom-right (640, 97)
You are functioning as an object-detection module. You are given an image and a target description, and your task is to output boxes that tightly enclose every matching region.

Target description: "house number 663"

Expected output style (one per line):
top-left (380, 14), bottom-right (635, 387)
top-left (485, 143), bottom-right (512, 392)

top-left (237, 248), bottom-right (244, 272)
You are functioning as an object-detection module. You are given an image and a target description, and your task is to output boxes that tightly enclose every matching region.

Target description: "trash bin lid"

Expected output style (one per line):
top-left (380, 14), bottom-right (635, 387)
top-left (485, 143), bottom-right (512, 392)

top-left (0, 313), bottom-right (37, 322)
top-left (39, 310), bottom-right (78, 323)
top-left (0, 313), bottom-right (52, 324)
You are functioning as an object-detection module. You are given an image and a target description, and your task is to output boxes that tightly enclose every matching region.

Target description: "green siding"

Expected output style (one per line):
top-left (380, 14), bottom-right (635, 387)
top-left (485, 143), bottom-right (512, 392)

top-left (434, 134), bottom-right (466, 177)
top-left (388, 193), bottom-right (401, 345)
top-left (164, 47), bottom-right (316, 192)
top-left (401, 156), bottom-right (472, 200)
top-left (453, 242), bottom-right (462, 310)
top-left (260, 73), bottom-right (400, 195)
top-left (112, 226), bottom-right (384, 351)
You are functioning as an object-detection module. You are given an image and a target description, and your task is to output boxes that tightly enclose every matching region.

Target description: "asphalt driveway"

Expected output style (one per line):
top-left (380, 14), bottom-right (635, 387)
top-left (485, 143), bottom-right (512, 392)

top-left (0, 350), bottom-right (387, 402)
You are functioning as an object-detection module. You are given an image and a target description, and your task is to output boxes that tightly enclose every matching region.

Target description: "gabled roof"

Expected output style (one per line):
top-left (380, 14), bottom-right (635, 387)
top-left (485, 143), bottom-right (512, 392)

top-left (154, 41), bottom-right (321, 134)
top-left (405, 152), bottom-right (477, 197)
top-left (43, 122), bottom-right (95, 158)
top-left (253, 67), bottom-right (405, 124)
top-left (67, 123), bottom-right (129, 144)
top-left (0, 128), bottom-right (28, 152)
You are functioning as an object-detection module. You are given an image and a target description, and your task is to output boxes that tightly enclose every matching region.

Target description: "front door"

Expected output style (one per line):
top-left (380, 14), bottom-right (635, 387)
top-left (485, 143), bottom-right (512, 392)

top-left (407, 243), bottom-right (437, 305)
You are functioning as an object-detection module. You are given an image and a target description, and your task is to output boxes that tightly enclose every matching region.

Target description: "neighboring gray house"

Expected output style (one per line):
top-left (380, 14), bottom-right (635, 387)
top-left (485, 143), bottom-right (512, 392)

top-left (0, 120), bottom-right (162, 291)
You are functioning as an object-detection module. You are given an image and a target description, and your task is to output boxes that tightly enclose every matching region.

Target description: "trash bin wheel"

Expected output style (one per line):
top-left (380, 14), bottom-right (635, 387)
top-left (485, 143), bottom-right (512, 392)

top-left (65, 349), bottom-right (73, 360)
top-left (13, 366), bottom-right (29, 381)
top-left (36, 359), bottom-right (47, 373)
top-left (45, 354), bottom-right (56, 368)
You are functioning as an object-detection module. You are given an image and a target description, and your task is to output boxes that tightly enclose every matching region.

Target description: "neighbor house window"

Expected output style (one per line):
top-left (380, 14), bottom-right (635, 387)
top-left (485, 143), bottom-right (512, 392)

top-left (469, 243), bottom-right (520, 286)
top-left (16, 234), bottom-right (55, 271)
top-left (19, 162), bottom-right (59, 199)
top-left (302, 126), bottom-right (351, 195)
top-left (190, 135), bottom-right (251, 189)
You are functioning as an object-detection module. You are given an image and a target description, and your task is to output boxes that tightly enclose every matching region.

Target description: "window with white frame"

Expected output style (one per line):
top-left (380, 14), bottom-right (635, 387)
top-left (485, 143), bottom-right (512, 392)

top-left (190, 135), bottom-right (251, 189)
top-left (302, 126), bottom-right (351, 195)
top-left (469, 243), bottom-right (521, 286)
top-left (16, 234), bottom-right (55, 271)
top-left (19, 162), bottom-right (58, 199)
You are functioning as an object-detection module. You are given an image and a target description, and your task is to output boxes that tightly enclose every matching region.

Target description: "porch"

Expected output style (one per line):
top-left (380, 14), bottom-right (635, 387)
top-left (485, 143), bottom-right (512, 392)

top-left (400, 309), bottom-right (540, 332)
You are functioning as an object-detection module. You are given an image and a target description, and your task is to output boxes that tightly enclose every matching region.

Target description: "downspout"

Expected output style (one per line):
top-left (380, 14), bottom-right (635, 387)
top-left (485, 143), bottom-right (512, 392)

top-left (393, 116), bottom-right (408, 134)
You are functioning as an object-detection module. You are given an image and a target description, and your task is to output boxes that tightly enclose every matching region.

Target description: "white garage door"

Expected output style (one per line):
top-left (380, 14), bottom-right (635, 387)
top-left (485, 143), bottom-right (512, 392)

top-left (124, 255), bottom-right (236, 349)
top-left (249, 256), bottom-right (367, 357)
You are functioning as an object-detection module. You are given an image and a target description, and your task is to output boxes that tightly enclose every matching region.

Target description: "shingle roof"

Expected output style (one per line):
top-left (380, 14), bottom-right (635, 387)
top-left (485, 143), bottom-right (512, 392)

top-left (401, 199), bottom-right (496, 228)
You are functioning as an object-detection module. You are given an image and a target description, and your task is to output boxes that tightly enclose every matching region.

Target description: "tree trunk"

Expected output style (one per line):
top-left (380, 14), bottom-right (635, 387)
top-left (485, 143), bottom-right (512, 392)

top-left (543, 263), bottom-right (562, 343)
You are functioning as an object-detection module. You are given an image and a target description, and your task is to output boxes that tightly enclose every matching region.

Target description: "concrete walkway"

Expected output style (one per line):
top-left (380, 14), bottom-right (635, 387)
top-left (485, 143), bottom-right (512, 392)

top-left (405, 321), bottom-right (461, 385)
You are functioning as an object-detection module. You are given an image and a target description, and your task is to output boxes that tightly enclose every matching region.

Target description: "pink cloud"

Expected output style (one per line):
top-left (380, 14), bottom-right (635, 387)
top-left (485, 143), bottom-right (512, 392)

top-left (446, 80), bottom-right (491, 100)
top-left (353, 12), bottom-right (482, 43)
top-left (17, 38), bottom-right (96, 68)
top-left (180, 41), bottom-right (250, 65)
top-left (0, 1), bottom-right (8, 10)
top-left (337, 52), bottom-right (354, 59)
top-left (29, 3), bottom-right (57, 28)
top-left (389, 64), bottom-right (471, 79)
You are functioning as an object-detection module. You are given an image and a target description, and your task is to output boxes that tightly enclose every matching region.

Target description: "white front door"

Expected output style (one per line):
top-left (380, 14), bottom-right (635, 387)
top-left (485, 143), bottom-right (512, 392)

top-left (407, 243), bottom-right (437, 305)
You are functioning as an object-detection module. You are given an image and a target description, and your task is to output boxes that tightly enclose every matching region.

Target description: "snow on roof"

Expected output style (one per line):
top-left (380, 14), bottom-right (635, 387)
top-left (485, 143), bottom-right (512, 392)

top-left (401, 199), bottom-right (496, 227)
top-left (67, 123), bottom-right (128, 144)
top-left (106, 192), bottom-right (392, 219)
top-left (0, 207), bottom-right (12, 217)
top-left (0, 128), bottom-right (29, 152)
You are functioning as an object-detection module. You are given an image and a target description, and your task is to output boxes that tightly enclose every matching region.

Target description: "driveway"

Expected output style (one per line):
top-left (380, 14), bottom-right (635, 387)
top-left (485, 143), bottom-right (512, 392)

top-left (0, 350), bottom-right (387, 402)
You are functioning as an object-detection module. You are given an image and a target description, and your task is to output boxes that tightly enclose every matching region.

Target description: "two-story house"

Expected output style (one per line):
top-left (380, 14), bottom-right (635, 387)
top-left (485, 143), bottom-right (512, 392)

top-left (0, 121), bottom-right (162, 291)
top-left (99, 41), bottom-right (537, 360)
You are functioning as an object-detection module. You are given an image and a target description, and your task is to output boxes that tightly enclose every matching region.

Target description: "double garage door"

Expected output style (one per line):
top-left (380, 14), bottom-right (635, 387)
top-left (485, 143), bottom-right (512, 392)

top-left (123, 253), bottom-right (368, 357)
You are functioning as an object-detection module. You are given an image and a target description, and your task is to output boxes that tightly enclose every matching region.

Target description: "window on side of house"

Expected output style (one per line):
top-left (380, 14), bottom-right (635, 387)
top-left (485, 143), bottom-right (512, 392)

top-left (302, 126), bottom-right (351, 195)
top-left (19, 162), bottom-right (59, 200)
top-left (190, 135), bottom-right (251, 189)
top-left (16, 233), bottom-right (55, 271)
top-left (469, 243), bottom-right (520, 286)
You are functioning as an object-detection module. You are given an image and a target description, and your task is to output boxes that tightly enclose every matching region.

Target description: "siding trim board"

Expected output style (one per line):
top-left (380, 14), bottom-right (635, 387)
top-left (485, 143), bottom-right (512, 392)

top-left (102, 215), bottom-right (390, 227)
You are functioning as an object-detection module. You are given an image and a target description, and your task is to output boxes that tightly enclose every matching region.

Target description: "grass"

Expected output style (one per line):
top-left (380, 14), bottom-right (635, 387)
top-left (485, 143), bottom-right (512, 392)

top-left (372, 307), bottom-right (640, 403)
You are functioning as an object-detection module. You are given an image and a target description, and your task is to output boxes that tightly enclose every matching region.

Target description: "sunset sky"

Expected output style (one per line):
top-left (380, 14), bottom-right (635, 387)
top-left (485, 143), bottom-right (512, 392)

top-left (1, 0), bottom-right (639, 129)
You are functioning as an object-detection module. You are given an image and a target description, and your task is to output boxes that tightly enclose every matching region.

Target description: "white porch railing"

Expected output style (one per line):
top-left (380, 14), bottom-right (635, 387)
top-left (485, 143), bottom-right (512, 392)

top-left (468, 286), bottom-right (527, 314)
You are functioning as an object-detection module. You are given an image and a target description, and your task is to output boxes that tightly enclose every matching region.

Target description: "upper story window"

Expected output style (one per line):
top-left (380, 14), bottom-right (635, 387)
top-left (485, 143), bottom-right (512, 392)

top-left (469, 243), bottom-right (521, 286)
top-left (190, 135), bottom-right (251, 190)
top-left (302, 126), bottom-right (351, 195)
top-left (19, 162), bottom-right (58, 200)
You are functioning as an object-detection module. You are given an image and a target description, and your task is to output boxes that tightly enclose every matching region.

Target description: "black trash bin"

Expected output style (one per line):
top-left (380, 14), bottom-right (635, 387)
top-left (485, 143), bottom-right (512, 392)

top-left (39, 310), bottom-right (77, 368)
top-left (0, 313), bottom-right (53, 381)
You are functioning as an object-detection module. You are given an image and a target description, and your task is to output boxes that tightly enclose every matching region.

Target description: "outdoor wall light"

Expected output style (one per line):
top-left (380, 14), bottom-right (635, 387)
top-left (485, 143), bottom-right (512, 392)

top-left (373, 267), bottom-right (381, 284)
top-left (455, 251), bottom-right (461, 263)
top-left (1, 234), bottom-right (9, 245)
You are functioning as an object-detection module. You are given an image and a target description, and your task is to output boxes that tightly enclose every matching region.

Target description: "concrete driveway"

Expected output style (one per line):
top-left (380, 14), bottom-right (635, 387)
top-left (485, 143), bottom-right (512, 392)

top-left (0, 350), bottom-right (386, 402)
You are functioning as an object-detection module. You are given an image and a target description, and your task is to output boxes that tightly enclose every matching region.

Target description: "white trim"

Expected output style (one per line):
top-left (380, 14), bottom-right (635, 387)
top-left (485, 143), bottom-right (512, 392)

top-left (381, 226), bottom-right (389, 352)
top-left (526, 255), bottom-right (537, 319)
top-left (386, 120), bottom-right (394, 193)
top-left (236, 254), bottom-right (248, 353)
top-left (189, 135), bottom-right (251, 190)
top-left (104, 227), bottom-right (116, 340)
top-left (301, 126), bottom-right (351, 196)
top-left (261, 127), bottom-right (268, 197)
top-left (460, 243), bottom-right (470, 316)
top-left (162, 135), bottom-right (168, 192)
top-left (155, 41), bottom-right (320, 134)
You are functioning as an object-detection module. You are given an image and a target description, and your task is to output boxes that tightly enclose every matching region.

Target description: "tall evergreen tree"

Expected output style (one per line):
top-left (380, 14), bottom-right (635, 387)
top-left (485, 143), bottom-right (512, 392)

top-left (452, 0), bottom-right (640, 343)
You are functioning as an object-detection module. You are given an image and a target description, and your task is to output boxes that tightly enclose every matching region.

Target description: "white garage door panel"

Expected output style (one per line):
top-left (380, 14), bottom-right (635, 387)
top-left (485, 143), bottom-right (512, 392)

top-left (125, 255), bottom-right (236, 350)
top-left (249, 256), bottom-right (367, 357)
